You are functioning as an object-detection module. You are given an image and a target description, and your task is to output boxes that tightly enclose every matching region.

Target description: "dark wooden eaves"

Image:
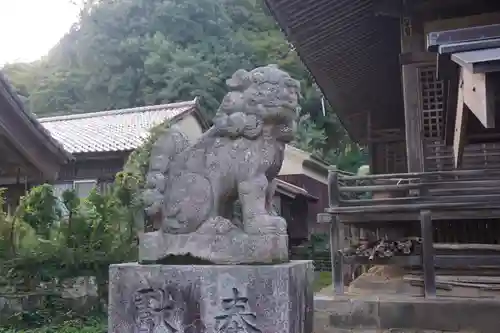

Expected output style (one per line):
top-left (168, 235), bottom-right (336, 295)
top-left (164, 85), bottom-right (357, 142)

top-left (0, 72), bottom-right (73, 180)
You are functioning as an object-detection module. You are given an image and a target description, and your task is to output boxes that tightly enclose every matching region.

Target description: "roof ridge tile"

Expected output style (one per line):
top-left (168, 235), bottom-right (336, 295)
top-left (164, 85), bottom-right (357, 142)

top-left (39, 99), bottom-right (197, 123)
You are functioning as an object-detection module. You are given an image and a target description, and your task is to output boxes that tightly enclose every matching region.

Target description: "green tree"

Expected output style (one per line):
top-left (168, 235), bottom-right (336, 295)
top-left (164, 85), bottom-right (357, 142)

top-left (2, 0), bottom-right (364, 169)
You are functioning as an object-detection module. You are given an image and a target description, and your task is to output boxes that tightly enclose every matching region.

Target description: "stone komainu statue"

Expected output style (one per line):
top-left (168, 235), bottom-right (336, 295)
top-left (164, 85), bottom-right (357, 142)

top-left (140, 65), bottom-right (301, 264)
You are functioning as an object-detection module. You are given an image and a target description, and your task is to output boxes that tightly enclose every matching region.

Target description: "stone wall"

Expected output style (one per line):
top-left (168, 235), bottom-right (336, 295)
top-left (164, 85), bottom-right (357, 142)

top-left (0, 276), bottom-right (99, 318)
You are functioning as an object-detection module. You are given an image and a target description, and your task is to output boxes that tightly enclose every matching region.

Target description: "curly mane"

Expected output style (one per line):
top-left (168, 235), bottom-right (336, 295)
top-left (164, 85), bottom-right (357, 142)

top-left (212, 66), bottom-right (300, 141)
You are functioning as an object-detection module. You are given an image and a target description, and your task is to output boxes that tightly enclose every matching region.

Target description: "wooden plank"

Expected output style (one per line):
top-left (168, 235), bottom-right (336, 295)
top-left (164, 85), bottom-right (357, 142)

top-left (343, 254), bottom-right (500, 268)
top-left (427, 23), bottom-right (500, 51)
top-left (326, 200), bottom-right (500, 214)
top-left (400, 52), bottom-right (436, 65)
top-left (341, 179), bottom-right (500, 192)
top-left (340, 168), bottom-right (500, 181)
top-left (424, 12), bottom-right (500, 40)
top-left (343, 255), bottom-right (420, 265)
top-left (338, 209), bottom-right (500, 224)
top-left (435, 255), bottom-right (500, 268)
top-left (453, 67), bottom-right (468, 168)
top-left (408, 275), bottom-right (500, 284)
top-left (434, 243), bottom-right (500, 251)
top-left (439, 38), bottom-right (500, 55)
top-left (404, 276), bottom-right (500, 290)
top-left (452, 48), bottom-right (500, 74)
top-left (340, 183), bottom-right (423, 192)
top-left (461, 66), bottom-right (495, 128)
top-left (445, 64), bottom-right (462, 145)
top-left (408, 280), bottom-right (453, 291)
top-left (420, 210), bottom-right (436, 298)
top-left (341, 193), bottom-right (500, 206)
top-left (430, 188), bottom-right (500, 196)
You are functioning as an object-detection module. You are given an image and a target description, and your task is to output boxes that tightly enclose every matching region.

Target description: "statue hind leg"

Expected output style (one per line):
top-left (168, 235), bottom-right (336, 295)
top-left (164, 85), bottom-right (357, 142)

top-left (161, 173), bottom-right (213, 234)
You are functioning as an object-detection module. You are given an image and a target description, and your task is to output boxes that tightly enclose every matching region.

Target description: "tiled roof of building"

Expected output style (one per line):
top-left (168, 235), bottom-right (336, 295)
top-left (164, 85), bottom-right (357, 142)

top-left (39, 100), bottom-right (198, 154)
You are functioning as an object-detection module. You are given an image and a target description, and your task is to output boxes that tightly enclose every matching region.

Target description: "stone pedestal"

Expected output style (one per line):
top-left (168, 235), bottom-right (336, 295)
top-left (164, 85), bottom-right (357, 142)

top-left (109, 261), bottom-right (314, 333)
top-left (138, 217), bottom-right (289, 264)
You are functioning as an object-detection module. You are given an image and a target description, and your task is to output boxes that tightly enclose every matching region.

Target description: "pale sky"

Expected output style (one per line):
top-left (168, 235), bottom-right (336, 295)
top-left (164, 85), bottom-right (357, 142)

top-left (0, 0), bottom-right (81, 65)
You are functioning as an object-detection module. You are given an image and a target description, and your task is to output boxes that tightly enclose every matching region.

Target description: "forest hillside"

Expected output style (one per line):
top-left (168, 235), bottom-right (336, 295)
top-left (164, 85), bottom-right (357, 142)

top-left (2, 0), bottom-right (366, 171)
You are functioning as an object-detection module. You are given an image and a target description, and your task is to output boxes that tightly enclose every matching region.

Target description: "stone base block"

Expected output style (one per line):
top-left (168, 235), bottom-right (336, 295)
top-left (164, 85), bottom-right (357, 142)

top-left (138, 217), bottom-right (288, 264)
top-left (109, 261), bottom-right (313, 333)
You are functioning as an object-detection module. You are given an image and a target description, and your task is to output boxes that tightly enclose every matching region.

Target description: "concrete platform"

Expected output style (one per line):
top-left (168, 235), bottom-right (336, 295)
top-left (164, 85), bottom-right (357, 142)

top-left (314, 293), bottom-right (500, 333)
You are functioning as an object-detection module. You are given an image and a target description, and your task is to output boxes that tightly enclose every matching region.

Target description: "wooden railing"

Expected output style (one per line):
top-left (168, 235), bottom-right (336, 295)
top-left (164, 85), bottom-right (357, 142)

top-left (319, 168), bottom-right (500, 298)
top-left (326, 168), bottom-right (500, 217)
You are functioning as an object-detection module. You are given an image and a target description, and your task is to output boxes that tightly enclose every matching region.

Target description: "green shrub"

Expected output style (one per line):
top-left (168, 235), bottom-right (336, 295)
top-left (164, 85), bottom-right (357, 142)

top-left (0, 121), bottom-right (171, 329)
top-left (0, 317), bottom-right (106, 333)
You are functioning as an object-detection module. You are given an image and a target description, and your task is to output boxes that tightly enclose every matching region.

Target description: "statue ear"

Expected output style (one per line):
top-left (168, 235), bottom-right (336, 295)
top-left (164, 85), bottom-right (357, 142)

top-left (226, 69), bottom-right (250, 91)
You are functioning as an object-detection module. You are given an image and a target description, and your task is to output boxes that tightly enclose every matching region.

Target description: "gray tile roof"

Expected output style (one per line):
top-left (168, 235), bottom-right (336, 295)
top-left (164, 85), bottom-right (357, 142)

top-left (39, 100), bottom-right (197, 154)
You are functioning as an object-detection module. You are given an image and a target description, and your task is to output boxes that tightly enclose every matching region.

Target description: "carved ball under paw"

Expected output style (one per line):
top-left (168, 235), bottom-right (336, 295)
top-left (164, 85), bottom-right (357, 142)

top-left (244, 215), bottom-right (287, 235)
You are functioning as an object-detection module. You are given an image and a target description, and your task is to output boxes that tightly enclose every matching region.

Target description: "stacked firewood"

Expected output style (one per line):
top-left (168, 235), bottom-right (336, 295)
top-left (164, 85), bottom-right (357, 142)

top-left (341, 237), bottom-right (422, 260)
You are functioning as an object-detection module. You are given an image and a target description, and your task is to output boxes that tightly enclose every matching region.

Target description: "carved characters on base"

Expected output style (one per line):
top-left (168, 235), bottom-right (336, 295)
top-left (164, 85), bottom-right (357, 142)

top-left (133, 287), bottom-right (178, 333)
top-left (215, 288), bottom-right (261, 333)
top-left (132, 280), bottom-right (205, 333)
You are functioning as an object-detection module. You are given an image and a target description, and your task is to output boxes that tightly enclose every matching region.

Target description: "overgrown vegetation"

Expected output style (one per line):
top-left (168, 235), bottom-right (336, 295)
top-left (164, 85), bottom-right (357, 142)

top-left (0, 118), bottom-right (171, 330)
top-left (0, 318), bottom-right (106, 333)
top-left (0, 179), bottom-right (140, 329)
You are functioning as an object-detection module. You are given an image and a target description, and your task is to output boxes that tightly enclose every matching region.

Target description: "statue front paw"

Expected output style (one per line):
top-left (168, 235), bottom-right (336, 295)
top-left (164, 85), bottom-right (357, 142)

top-left (244, 215), bottom-right (287, 235)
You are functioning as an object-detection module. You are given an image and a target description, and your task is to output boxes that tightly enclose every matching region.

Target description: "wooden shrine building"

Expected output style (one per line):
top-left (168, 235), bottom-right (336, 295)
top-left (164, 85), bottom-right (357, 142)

top-left (0, 72), bottom-right (72, 210)
top-left (265, 0), bottom-right (500, 332)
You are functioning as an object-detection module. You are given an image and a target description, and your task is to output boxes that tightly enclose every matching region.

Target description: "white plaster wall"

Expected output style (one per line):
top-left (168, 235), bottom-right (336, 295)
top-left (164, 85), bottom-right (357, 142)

top-left (279, 145), bottom-right (308, 176)
top-left (176, 114), bottom-right (203, 143)
top-left (279, 145), bottom-right (328, 184)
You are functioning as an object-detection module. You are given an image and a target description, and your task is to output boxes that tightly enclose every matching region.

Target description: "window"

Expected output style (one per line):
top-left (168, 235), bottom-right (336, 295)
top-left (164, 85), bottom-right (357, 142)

top-left (53, 183), bottom-right (74, 199)
top-left (74, 179), bottom-right (98, 199)
top-left (53, 180), bottom-right (98, 200)
top-left (99, 181), bottom-right (114, 196)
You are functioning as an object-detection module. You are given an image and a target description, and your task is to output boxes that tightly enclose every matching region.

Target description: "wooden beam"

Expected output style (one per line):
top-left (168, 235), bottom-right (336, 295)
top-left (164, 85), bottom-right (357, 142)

top-left (444, 66), bottom-right (459, 145)
top-left (0, 77), bottom-right (70, 180)
top-left (399, 51), bottom-right (436, 65)
top-left (461, 67), bottom-right (495, 128)
top-left (453, 68), bottom-right (468, 169)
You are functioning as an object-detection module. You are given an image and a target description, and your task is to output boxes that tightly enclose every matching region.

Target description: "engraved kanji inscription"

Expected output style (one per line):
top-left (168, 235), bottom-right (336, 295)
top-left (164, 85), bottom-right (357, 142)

top-left (215, 288), bottom-right (261, 333)
top-left (133, 286), bottom-right (178, 333)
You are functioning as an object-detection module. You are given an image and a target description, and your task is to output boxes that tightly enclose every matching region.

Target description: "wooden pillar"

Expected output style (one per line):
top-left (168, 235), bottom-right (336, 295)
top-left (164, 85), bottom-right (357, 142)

top-left (453, 68), bottom-right (467, 168)
top-left (401, 17), bottom-right (427, 172)
top-left (330, 216), bottom-right (344, 295)
top-left (452, 65), bottom-right (496, 168)
top-left (327, 171), bottom-right (344, 293)
top-left (420, 210), bottom-right (436, 297)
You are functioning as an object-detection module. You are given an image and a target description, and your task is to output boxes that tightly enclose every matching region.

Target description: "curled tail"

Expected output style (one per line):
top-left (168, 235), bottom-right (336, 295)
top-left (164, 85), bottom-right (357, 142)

top-left (142, 125), bottom-right (190, 217)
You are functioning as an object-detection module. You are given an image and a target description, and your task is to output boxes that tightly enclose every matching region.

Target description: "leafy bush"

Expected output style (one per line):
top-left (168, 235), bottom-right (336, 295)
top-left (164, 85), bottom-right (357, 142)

top-left (0, 317), bottom-right (106, 333)
top-left (0, 180), bottom-right (139, 327)
top-left (0, 121), bottom-right (172, 329)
